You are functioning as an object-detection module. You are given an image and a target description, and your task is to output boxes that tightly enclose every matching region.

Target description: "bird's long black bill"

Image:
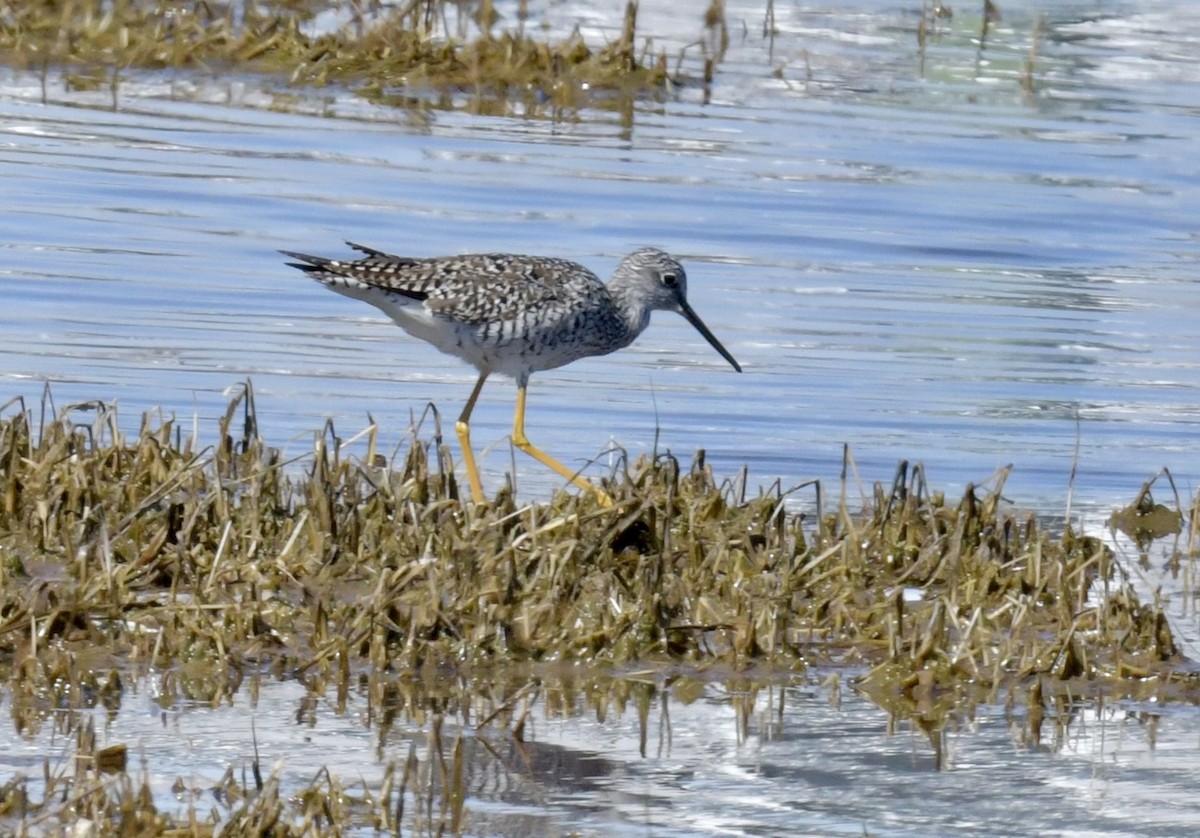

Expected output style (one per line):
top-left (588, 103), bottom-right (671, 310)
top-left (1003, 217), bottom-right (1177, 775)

top-left (679, 301), bottom-right (742, 373)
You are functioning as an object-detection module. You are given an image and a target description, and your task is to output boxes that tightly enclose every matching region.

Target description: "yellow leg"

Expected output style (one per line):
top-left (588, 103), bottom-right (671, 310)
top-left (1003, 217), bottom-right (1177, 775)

top-left (512, 384), bottom-right (613, 507)
top-left (455, 372), bottom-right (489, 503)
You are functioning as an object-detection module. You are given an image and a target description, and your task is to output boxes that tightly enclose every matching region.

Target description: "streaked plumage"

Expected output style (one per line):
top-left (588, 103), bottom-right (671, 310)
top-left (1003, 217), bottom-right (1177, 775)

top-left (281, 243), bottom-right (741, 505)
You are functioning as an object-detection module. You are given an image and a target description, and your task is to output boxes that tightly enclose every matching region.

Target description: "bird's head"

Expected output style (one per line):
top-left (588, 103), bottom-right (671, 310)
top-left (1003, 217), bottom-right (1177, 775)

top-left (616, 248), bottom-right (741, 373)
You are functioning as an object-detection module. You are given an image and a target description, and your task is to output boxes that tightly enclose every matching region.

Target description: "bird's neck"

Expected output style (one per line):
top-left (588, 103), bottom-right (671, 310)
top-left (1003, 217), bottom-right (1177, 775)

top-left (608, 280), bottom-right (653, 340)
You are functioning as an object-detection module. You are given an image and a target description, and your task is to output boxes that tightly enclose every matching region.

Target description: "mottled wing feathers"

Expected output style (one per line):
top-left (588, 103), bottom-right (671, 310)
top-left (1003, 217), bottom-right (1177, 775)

top-left (281, 246), bottom-right (425, 300)
top-left (420, 255), bottom-right (603, 326)
top-left (282, 246), bottom-right (606, 326)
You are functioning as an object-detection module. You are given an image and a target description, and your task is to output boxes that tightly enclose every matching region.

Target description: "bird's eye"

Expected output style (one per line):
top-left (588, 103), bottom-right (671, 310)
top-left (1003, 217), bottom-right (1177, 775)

top-left (662, 273), bottom-right (678, 287)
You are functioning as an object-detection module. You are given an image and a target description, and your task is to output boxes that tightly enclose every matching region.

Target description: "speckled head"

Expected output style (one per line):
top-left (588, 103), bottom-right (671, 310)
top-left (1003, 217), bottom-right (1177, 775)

top-left (614, 248), bottom-right (741, 373)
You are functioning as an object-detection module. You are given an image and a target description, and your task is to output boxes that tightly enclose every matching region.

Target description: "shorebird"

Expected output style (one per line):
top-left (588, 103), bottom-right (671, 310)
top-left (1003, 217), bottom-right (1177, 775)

top-left (281, 243), bottom-right (741, 505)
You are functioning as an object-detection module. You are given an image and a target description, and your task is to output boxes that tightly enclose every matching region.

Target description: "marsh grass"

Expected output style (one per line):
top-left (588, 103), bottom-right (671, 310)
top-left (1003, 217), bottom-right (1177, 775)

top-left (0, 382), bottom-right (1187, 682)
top-left (0, 0), bottom-right (689, 116)
top-left (2, 0), bottom-right (1068, 118)
top-left (0, 382), bottom-right (1194, 832)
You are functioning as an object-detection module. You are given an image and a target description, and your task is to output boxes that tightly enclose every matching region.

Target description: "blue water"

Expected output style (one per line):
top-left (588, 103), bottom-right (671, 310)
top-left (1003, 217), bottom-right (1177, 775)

top-left (6, 672), bottom-right (1200, 837)
top-left (3, 1), bottom-right (1198, 514)
top-left (3, 1), bottom-right (1200, 834)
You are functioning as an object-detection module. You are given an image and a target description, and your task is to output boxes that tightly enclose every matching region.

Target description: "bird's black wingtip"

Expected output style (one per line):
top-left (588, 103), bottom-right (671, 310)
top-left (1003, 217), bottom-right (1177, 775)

top-left (348, 241), bottom-right (399, 259)
top-left (280, 249), bottom-right (327, 273)
top-left (346, 241), bottom-right (413, 263)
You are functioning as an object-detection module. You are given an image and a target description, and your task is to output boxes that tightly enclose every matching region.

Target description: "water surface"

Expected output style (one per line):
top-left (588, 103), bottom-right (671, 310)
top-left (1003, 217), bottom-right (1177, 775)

top-left (2, 0), bottom-right (1198, 514)
top-left (3, 2), bottom-right (1200, 832)
top-left (6, 672), bottom-right (1200, 836)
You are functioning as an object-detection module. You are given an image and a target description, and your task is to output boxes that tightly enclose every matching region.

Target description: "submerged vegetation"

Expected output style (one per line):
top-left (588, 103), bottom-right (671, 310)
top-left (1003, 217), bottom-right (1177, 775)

top-left (1, 384), bottom-right (1196, 830)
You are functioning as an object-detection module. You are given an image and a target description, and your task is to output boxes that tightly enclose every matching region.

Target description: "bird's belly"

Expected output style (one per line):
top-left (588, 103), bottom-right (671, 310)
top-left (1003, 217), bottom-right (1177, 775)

top-left (464, 324), bottom-right (629, 378)
top-left (376, 307), bottom-right (546, 376)
top-left (361, 289), bottom-right (630, 378)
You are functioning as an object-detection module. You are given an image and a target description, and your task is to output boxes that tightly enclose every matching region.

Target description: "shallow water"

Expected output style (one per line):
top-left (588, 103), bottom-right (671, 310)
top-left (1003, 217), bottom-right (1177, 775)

top-left (2, 0), bottom-right (1198, 515)
top-left (3, 0), bottom-right (1200, 832)
top-left (6, 672), bottom-right (1200, 837)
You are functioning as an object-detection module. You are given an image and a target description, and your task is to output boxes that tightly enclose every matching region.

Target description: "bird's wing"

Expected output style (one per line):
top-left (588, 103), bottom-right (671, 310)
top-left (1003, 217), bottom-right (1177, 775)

top-left (285, 247), bottom-right (605, 326)
top-left (421, 254), bottom-right (606, 326)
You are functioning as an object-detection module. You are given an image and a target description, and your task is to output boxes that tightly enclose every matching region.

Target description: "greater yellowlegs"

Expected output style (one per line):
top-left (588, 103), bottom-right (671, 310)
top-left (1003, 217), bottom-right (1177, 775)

top-left (281, 244), bottom-right (741, 504)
